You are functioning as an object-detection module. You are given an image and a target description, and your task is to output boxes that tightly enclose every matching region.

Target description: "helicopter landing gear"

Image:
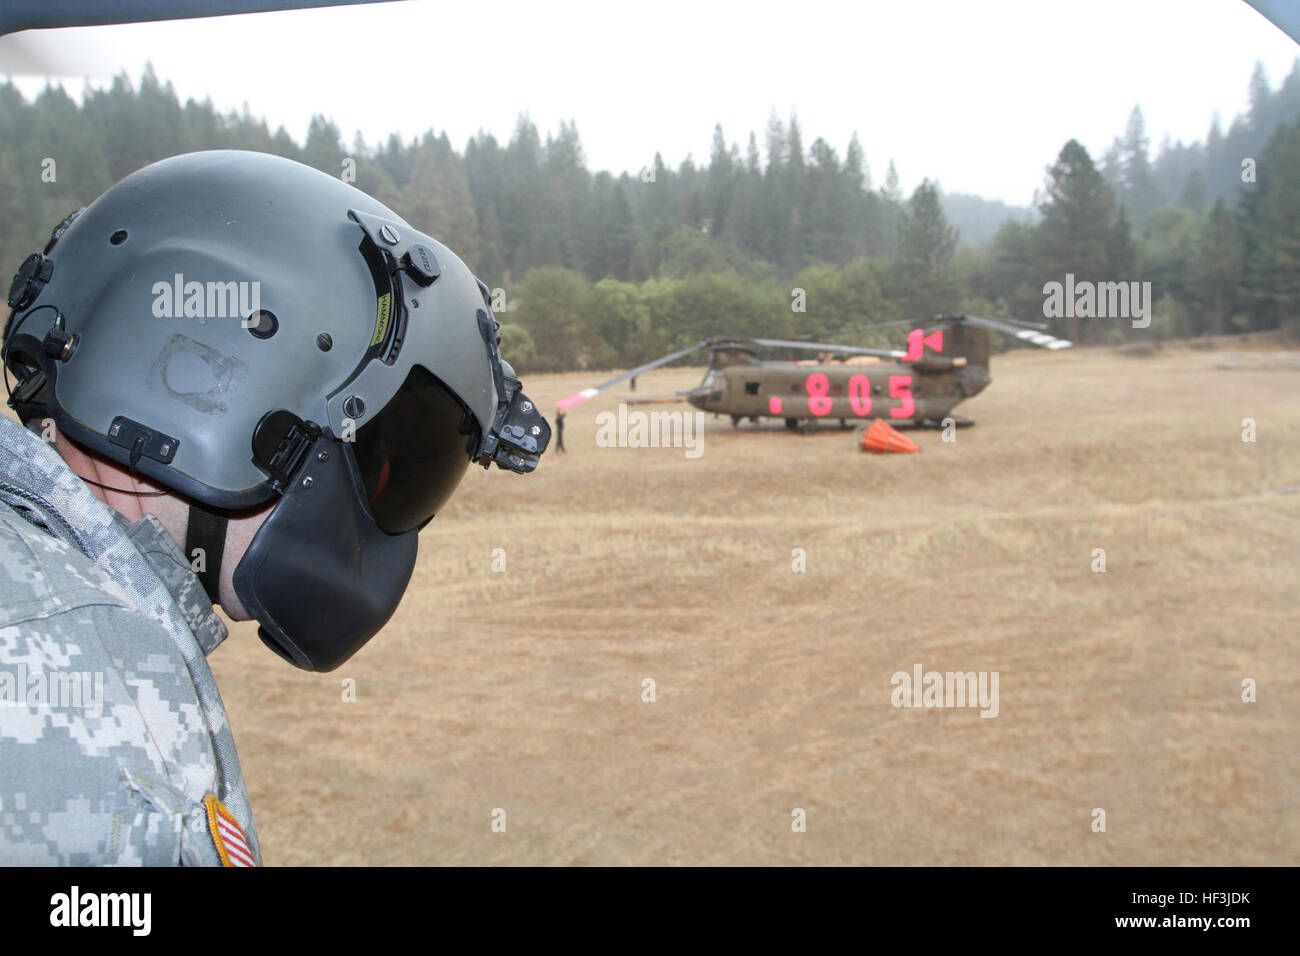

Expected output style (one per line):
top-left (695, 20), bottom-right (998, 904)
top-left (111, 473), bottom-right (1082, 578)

top-left (785, 418), bottom-right (799, 431)
top-left (916, 415), bottom-right (976, 429)
top-left (731, 415), bottom-right (741, 428)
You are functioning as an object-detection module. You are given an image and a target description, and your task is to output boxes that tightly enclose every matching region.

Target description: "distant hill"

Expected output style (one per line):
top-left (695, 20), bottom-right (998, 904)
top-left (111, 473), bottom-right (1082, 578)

top-left (941, 192), bottom-right (1035, 248)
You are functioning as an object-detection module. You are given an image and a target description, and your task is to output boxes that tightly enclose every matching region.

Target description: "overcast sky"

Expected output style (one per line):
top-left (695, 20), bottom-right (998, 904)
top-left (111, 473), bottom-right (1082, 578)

top-left (3, 0), bottom-right (1297, 205)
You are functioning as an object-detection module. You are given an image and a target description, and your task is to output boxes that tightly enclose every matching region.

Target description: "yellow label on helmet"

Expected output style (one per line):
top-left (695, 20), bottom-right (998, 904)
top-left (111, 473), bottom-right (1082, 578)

top-left (370, 292), bottom-right (392, 348)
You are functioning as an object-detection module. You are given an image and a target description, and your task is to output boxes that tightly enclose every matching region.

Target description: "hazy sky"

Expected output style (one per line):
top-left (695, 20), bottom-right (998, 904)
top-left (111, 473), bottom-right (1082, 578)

top-left (3, 0), bottom-right (1297, 205)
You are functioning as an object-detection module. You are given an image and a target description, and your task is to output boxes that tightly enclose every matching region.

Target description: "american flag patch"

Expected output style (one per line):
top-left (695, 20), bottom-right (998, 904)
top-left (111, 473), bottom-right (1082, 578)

top-left (203, 795), bottom-right (256, 867)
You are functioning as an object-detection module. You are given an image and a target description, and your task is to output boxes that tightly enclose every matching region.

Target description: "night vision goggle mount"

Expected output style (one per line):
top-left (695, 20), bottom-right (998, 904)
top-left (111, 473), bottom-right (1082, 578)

top-left (472, 308), bottom-right (550, 473)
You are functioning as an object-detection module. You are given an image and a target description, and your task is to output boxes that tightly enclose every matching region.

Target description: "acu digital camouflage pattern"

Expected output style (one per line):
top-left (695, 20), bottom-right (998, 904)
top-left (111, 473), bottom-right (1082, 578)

top-left (0, 415), bottom-right (260, 865)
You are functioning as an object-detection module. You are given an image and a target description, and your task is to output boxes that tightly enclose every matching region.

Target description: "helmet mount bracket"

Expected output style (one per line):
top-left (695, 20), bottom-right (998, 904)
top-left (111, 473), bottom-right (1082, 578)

top-left (251, 409), bottom-right (322, 493)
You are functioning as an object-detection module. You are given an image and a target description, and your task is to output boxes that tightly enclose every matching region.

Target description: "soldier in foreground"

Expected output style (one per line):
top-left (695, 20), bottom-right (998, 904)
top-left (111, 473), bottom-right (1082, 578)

top-left (0, 150), bottom-right (548, 865)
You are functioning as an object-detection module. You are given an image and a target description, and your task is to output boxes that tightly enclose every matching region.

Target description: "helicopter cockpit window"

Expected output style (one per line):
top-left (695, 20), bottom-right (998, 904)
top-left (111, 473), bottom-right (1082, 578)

top-left (702, 369), bottom-right (725, 402)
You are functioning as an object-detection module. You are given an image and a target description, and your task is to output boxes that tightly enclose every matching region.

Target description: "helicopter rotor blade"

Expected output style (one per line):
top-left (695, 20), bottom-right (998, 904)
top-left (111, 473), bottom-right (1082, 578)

top-left (974, 315), bottom-right (1050, 331)
top-left (834, 318), bottom-right (917, 334)
top-left (626, 392), bottom-right (695, 405)
top-left (555, 341), bottom-right (712, 410)
top-left (959, 315), bottom-right (1073, 349)
top-left (748, 337), bottom-right (906, 359)
top-left (0, 1), bottom-right (398, 36)
top-left (846, 314), bottom-right (1052, 334)
top-left (0, 30), bottom-right (119, 76)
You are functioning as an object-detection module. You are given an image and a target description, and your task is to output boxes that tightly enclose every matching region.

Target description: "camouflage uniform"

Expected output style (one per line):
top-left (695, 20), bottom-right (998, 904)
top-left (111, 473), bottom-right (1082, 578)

top-left (0, 415), bottom-right (261, 865)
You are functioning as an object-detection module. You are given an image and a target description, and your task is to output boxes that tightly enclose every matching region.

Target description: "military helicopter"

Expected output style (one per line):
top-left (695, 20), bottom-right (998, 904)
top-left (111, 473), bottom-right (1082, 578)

top-left (556, 314), bottom-right (1071, 431)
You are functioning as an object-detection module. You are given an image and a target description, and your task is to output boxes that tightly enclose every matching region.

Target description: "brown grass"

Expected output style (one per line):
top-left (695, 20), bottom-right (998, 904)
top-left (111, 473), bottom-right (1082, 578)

top-left (209, 340), bottom-right (1300, 865)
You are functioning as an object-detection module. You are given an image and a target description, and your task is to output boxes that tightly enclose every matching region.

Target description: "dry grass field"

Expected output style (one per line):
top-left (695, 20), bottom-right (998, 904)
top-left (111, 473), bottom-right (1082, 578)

top-left (209, 337), bottom-right (1300, 865)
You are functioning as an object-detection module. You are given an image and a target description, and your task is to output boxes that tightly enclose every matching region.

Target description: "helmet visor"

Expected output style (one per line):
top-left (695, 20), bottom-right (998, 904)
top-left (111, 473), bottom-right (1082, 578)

top-left (351, 364), bottom-right (481, 534)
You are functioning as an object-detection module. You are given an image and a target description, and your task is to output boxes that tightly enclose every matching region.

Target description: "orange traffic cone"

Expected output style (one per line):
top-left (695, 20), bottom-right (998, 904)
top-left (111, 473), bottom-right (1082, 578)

top-left (861, 419), bottom-right (920, 454)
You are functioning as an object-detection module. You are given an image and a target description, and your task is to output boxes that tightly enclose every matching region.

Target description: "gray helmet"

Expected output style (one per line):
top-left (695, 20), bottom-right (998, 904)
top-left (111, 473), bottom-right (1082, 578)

top-left (4, 149), bottom-right (549, 670)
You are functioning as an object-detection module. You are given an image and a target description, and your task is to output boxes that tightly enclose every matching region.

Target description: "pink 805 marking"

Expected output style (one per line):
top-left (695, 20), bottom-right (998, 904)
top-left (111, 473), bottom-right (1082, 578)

top-left (805, 372), bottom-right (833, 416)
top-left (889, 375), bottom-right (914, 418)
top-left (848, 374), bottom-right (872, 415)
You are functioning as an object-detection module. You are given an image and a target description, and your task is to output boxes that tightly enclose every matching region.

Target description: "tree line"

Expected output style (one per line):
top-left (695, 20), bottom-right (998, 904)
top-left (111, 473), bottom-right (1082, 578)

top-left (0, 60), bottom-right (1297, 373)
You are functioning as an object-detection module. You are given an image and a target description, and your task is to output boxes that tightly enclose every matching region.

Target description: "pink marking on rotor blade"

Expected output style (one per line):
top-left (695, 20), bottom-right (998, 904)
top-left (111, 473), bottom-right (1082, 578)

top-left (556, 388), bottom-right (598, 411)
top-left (769, 396), bottom-right (783, 414)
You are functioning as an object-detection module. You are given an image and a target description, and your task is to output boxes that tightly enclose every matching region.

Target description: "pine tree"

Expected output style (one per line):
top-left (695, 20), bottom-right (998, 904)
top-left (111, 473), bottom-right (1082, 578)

top-left (1194, 199), bottom-right (1243, 334)
top-left (1037, 140), bottom-right (1117, 341)
top-left (845, 133), bottom-right (869, 191)
top-left (1204, 113), bottom-right (1227, 199)
top-left (745, 133), bottom-right (760, 174)
top-left (900, 180), bottom-right (957, 274)
top-left (1238, 119), bottom-right (1300, 332)
top-left (882, 159), bottom-right (901, 203)
top-left (1120, 107), bottom-right (1159, 225)
top-left (302, 115), bottom-right (345, 177)
top-left (706, 123), bottom-right (734, 239)
top-left (1108, 206), bottom-right (1137, 276)
top-left (764, 111), bottom-right (786, 175)
top-left (894, 180), bottom-right (959, 316)
top-left (1179, 169), bottom-right (1208, 214)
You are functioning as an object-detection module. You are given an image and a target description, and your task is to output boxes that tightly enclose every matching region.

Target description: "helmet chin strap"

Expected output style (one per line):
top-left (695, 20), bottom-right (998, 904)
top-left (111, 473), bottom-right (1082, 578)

top-left (185, 502), bottom-right (228, 605)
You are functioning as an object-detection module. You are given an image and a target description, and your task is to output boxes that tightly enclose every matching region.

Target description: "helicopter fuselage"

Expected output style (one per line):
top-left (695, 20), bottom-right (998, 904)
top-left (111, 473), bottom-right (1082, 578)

top-left (686, 358), bottom-right (990, 425)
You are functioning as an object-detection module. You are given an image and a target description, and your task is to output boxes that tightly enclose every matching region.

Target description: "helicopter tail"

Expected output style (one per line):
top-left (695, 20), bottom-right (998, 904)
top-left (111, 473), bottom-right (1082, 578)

top-left (904, 314), bottom-right (1072, 369)
top-left (937, 317), bottom-right (989, 369)
top-left (901, 316), bottom-right (989, 370)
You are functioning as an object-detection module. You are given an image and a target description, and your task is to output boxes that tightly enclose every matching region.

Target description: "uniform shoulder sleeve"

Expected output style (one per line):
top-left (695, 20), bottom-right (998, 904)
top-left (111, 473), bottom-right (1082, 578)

top-left (0, 511), bottom-right (234, 865)
top-left (0, 510), bottom-right (137, 630)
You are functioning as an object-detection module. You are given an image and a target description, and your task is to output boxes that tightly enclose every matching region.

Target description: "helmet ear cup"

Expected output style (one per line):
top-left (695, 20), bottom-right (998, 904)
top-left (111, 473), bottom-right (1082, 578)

top-left (3, 331), bottom-right (50, 408)
top-left (232, 434), bottom-right (417, 672)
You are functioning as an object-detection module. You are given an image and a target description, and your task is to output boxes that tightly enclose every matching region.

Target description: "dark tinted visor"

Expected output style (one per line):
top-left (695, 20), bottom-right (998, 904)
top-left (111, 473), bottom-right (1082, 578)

top-left (352, 365), bottom-right (481, 534)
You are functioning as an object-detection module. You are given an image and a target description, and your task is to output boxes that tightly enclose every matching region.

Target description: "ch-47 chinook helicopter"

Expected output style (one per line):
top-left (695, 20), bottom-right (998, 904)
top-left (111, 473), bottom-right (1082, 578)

top-left (556, 314), bottom-right (1071, 431)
